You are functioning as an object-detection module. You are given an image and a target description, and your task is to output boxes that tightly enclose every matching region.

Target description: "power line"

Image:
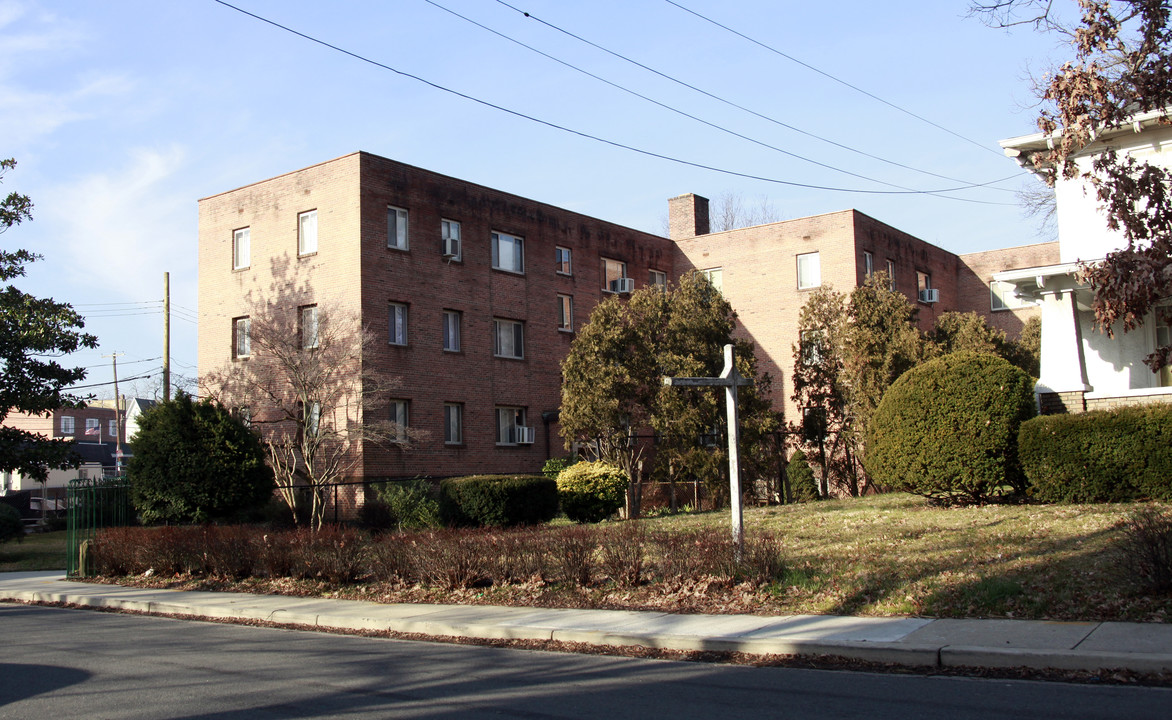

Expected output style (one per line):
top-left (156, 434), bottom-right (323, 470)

top-left (663, 0), bottom-right (1003, 157)
top-left (66, 372), bottom-right (155, 390)
top-left (78, 356), bottom-right (161, 370)
top-left (209, 0), bottom-right (1016, 201)
top-left (493, 0), bottom-right (1017, 190)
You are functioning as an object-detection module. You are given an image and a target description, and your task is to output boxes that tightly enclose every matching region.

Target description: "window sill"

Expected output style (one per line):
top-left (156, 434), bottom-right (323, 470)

top-left (558, 328), bottom-right (574, 334)
top-left (492, 267), bottom-right (526, 276)
top-left (388, 342), bottom-right (408, 348)
top-left (386, 245), bottom-right (410, 252)
top-left (298, 252), bottom-right (318, 259)
top-left (494, 354), bottom-right (524, 361)
top-left (556, 271), bottom-right (572, 277)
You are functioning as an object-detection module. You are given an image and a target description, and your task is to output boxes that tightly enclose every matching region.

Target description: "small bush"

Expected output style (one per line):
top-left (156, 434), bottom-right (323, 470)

top-left (375, 479), bottom-right (443, 530)
top-left (0, 504), bottom-right (23, 544)
top-left (786, 449), bottom-right (819, 503)
top-left (865, 352), bottom-right (1036, 504)
top-left (1116, 506), bottom-right (1172, 594)
top-left (1019, 404), bottom-right (1172, 503)
top-left (547, 525), bottom-right (596, 585)
top-left (600, 522), bottom-right (645, 587)
top-left (542, 455), bottom-right (578, 479)
top-left (556, 461), bottom-right (628, 523)
top-left (439, 475), bottom-right (559, 527)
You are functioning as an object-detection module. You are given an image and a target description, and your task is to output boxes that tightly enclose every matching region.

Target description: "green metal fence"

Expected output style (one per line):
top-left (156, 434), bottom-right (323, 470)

top-left (66, 475), bottom-right (133, 577)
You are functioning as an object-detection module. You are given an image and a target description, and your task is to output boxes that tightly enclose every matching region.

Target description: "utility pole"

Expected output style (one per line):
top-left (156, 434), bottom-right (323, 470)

top-left (163, 271), bottom-right (171, 401)
top-left (103, 353), bottom-right (124, 477)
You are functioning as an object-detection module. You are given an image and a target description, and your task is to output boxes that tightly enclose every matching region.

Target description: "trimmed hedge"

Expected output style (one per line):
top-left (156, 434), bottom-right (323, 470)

top-left (1019, 404), bottom-right (1172, 502)
top-left (438, 474), bottom-right (559, 527)
top-left (865, 352), bottom-right (1036, 504)
top-left (556, 461), bottom-right (628, 523)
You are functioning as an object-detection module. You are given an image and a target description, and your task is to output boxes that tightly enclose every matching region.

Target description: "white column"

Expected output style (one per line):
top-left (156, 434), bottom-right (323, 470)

top-left (1036, 288), bottom-right (1092, 394)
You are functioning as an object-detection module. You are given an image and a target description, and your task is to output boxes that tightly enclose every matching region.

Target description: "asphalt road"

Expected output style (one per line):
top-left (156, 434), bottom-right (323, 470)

top-left (2, 603), bottom-right (1170, 720)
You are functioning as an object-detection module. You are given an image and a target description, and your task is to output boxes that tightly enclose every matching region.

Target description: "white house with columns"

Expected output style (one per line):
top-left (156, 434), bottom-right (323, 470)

top-left (998, 110), bottom-right (1172, 414)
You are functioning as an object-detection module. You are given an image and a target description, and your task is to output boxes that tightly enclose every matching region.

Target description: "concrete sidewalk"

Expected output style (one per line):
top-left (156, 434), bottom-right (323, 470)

top-left (3, 570), bottom-right (1171, 674)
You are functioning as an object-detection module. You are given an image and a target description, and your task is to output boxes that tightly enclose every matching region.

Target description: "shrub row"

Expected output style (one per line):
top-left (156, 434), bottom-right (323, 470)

top-left (89, 523), bottom-right (787, 590)
top-left (438, 475), bottom-right (559, 527)
top-left (1019, 404), bottom-right (1172, 503)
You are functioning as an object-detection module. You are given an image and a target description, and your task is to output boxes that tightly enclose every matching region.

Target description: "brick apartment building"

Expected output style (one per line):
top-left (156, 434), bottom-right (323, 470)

top-left (1, 407), bottom-right (120, 494)
top-left (198, 152), bottom-right (1055, 483)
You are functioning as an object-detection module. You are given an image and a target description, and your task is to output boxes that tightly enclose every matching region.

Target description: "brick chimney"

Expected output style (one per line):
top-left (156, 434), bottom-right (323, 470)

top-left (668, 193), bottom-right (710, 240)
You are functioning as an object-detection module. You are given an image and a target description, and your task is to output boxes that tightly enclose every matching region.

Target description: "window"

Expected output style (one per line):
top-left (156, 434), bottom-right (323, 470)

top-left (388, 206), bottom-right (409, 250)
top-left (886, 259), bottom-right (896, 289)
top-left (802, 407), bottom-right (827, 443)
top-left (558, 295), bottom-right (573, 332)
top-left (990, 280), bottom-right (1029, 311)
top-left (388, 303), bottom-right (408, 346)
top-left (108, 419), bottom-right (117, 436)
top-left (444, 403), bottom-right (463, 445)
top-left (60, 416), bottom-right (74, 435)
top-left (232, 227), bottom-right (250, 270)
top-left (601, 258), bottom-right (628, 292)
top-left (442, 219), bottom-right (461, 260)
top-left (238, 407), bottom-right (251, 428)
top-left (298, 210), bottom-right (317, 255)
top-left (233, 316), bottom-right (251, 358)
top-left (916, 271), bottom-right (933, 303)
top-left (300, 305), bottom-right (319, 349)
top-left (305, 402), bottom-right (321, 438)
top-left (700, 268), bottom-right (723, 293)
top-left (83, 418), bottom-right (99, 438)
top-left (390, 400), bottom-right (409, 442)
top-left (556, 246), bottom-right (572, 275)
top-left (800, 330), bottom-right (824, 366)
top-left (443, 310), bottom-right (461, 352)
top-left (493, 318), bottom-right (524, 359)
top-left (797, 252), bottom-right (821, 290)
top-left (863, 251), bottom-right (874, 279)
top-left (649, 269), bottom-right (667, 289)
top-left (495, 407), bottom-right (527, 445)
top-left (492, 231), bottom-right (524, 273)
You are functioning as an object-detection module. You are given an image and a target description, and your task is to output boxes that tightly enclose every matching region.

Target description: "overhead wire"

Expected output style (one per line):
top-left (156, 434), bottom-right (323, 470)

top-left (493, 0), bottom-right (1018, 190)
top-left (662, 0), bottom-right (1004, 157)
top-left (209, 0), bottom-right (1016, 200)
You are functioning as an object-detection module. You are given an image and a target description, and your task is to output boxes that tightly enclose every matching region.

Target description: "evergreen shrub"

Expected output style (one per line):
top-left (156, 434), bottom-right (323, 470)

top-left (1018, 404), bottom-right (1172, 502)
top-left (542, 454), bottom-right (578, 479)
top-left (865, 352), bottom-right (1036, 504)
top-left (438, 475), bottom-right (559, 527)
top-left (556, 461), bottom-right (628, 523)
top-left (786, 449), bottom-right (819, 502)
top-left (0, 504), bottom-right (23, 544)
top-left (374, 479), bottom-right (442, 530)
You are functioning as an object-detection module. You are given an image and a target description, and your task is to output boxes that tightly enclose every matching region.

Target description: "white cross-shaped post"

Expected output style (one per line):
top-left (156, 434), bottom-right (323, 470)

top-left (663, 343), bottom-right (753, 560)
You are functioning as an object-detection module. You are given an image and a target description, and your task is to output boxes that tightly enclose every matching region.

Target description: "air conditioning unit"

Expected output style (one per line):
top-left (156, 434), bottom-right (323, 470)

top-left (515, 426), bottom-right (536, 444)
top-left (442, 237), bottom-right (460, 259)
top-left (609, 277), bottom-right (635, 294)
top-left (918, 288), bottom-right (939, 304)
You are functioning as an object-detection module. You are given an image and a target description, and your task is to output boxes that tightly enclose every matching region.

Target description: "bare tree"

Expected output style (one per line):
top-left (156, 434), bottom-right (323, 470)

top-left (203, 302), bottom-right (421, 528)
top-left (710, 192), bottom-right (784, 232)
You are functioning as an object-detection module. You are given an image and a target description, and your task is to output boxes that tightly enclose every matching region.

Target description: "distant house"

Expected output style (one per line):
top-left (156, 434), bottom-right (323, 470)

top-left (124, 397), bottom-right (157, 445)
top-left (0, 407), bottom-right (120, 497)
top-left (998, 109), bottom-right (1172, 413)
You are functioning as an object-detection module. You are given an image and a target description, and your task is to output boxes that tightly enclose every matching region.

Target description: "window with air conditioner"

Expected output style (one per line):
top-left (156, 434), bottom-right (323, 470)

top-left (298, 210), bottom-right (317, 256)
top-left (493, 318), bottom-right (524, 359)
top-left (495, 406), bottom-right (528, 445)
top-left (492, 231), bottom-right (524, 273)
top-left (916, 271), bottom-right (937, 303)
top-left (388, 206), bottom-right (409, 250)
top-left (601, 258), bottom-right (628, 292)
top-left (442, 219), bottom-right (461, 260)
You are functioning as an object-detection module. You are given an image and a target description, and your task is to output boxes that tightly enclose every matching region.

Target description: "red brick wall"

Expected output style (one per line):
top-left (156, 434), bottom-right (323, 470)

top-left (4, 408), bottom-right (118, 442)
top-left (958, 242), bottom-right (1059, 337)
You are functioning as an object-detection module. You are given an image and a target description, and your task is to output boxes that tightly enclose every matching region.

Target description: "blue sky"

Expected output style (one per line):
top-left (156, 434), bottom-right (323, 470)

top-left (2, 0), bottom-right (1072, 397)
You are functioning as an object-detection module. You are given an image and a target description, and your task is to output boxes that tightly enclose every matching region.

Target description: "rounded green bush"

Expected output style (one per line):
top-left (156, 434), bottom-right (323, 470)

top-left (556, 461), bottom-right (628, 523)
top-left (864, 352), bottom-right (1036, 504)
top-left (439, 475), bottom-right (559, 527)
top-left (0, 503), bottom-right (23, 544)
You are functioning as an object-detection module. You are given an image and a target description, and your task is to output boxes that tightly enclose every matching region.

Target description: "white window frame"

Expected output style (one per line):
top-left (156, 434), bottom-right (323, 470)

top-left (443, 310), bottom-right (461, 352)
top-left (84, 418), bottom-right (100, 437)
top-left (601, 257), bottom-right (628, 292)
top-left (108, 419), bottom-right (117, 436)
top-left (233, 227), bottom-right (250, 270)
top-left (797, 252), bottom-right (821, 290)
top-left (800, 329), bottom-right (824, 366)
top-left (495, 406), bottom-right (527, 446)
top-left (444, 403), bottom-right (463, 445)
top-left (388, 303), bottom-right (408, 346)
top-left (300, 305), bottom-right (319, 349)
top-left (233, 316), bottom-right (251, 359)
top-left (60, 416), bottom-right (74, 435)
top-left (990, 280), bottom-right (1030, 311)
top-left (388, 206), bottom-right (409, 250)
top-left (298, 210), bottom-right (318, 255)
top-left (441, 219), bottom-right (461, 260)
top-left (558, 294), bottom-right (573, 332)
top-left (649, 269), bottom-right (667, 289)
top-left (390, 400), bottom-right (409, 443)
top-left (556, 246), bottom-right (572, 275)
top-left (493, 318), bottom-right (524, 359)
top-left (701, 268), bottom-right (723, 293)
top-left (491, 231), bottom-right (524, 273)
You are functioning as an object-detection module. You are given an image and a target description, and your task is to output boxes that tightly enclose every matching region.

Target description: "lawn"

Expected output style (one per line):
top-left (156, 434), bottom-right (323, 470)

top-left (97, 493), bottom-right (1172, 623)
top-left (0, 531), bottom-right (67, 572)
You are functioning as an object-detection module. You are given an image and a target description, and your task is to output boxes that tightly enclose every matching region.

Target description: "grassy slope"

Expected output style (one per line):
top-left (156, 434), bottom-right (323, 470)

top-left (0, 531), bottom-right (67, 572)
